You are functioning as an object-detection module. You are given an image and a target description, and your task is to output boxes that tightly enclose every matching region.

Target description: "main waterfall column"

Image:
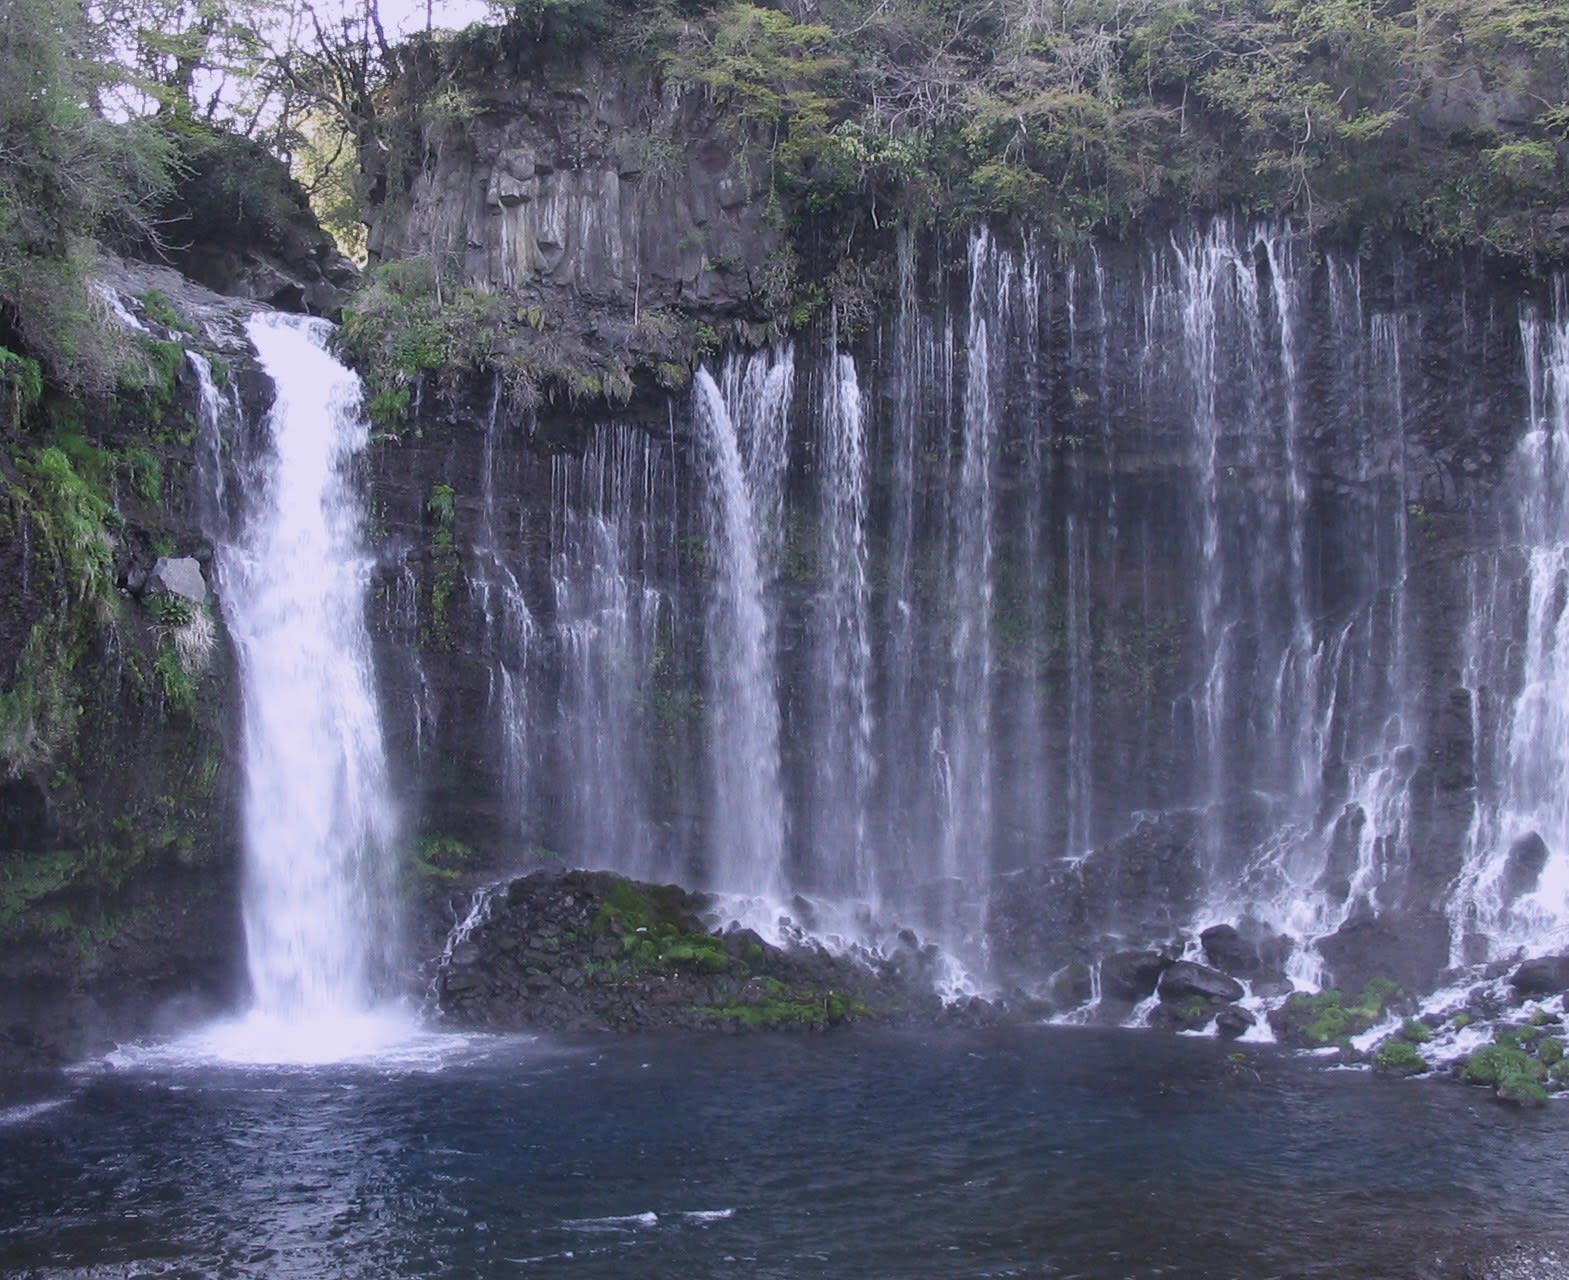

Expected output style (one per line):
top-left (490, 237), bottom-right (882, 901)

top-left (217, 314), bottom-right (401, 1032)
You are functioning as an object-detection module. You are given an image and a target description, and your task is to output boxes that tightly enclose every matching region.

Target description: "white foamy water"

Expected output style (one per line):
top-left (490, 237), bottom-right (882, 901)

top-left (694, 363), bottom-right (789, 907)
top-left (197, 314), bottom-right (406, 1060)
top-left (1454, 289), bottom-right (1569, 962)
top-left (104, 1014), bottom-right (508, 1072)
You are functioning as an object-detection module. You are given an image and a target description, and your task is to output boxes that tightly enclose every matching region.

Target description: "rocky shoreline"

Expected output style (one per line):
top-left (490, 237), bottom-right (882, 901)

top-left (429, 868), bottom-right (1569, 1109)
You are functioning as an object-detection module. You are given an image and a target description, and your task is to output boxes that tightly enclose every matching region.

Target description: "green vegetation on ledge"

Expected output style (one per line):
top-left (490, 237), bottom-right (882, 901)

top-left (330, 0), bottom-right (1569, 427)
top-left (417, 0), bottom-right (1569, 262)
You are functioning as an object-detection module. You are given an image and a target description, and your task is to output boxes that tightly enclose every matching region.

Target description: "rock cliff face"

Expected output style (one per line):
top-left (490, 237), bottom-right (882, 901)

top-left (368, 40), bottom-right (781, 320)
top-left (10, 27), bottom-right (1569, 1073)
top-left (0, 262), bottom-right (271, 1076)
top-left (359, 198), bottom-right (1554, 1006)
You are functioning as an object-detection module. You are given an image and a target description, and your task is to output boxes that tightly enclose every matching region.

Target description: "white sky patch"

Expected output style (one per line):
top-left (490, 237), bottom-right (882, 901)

top-left (380, 0), bottom-right (494, 37)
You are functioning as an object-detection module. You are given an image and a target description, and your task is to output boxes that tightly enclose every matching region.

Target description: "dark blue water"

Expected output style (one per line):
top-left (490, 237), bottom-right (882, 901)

top-left (1, 1026), bottom-right (1563, 1279)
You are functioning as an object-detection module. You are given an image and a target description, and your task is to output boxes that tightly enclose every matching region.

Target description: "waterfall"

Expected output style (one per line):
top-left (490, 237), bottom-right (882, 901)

top-left (873, 230), bottom-right (951, 923)
top-left (804, 351), bottom-right (874, 903)
top-left (1454, 287), bottom-right (1569, 962)
top-left (473, 386), bottom-right (537, 838)
top-left (694, 362), bottom-right (789, 907)
top-left (935, 230), bottom-right (1003, 969)
top-left (549, 430), bottom-right (666, 879)
top-left (199, 314), bottom-right (402, 1057)
top-left (397, 215), bottom-right (1520, 1004)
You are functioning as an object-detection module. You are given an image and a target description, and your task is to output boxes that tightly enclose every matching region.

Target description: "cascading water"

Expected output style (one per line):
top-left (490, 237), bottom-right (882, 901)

top-left (473, 386), bottom-right (538, 835)
top-left (934, 231), bottom-right (1004, 969)
top-left (1454, 285), bottom-right (1569, 963)
top-left (803, 350), bottom-right (874, 904)
top-left (549, 431), bottom-right (667, 879)
top-left (198, 313), bottom-right (404, 1059)
top-left (694, 362), bottom-right (789, 909)
top-left (418, 218), bottom-right (1530, 1007)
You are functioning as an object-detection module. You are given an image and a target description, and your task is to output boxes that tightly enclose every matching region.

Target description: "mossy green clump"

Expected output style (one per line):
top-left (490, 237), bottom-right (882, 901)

top-left (337, 261), bottom-right (507, 430)
top-left (1399, 1017), bottom-right (1432, 1045)
top-left (1279, 979), bottom-right (1403, 1047)
top-left (595, 879), bottom-right (733, 975)
top-left (418, 485), bottom-right (464, 650)
top-left (0, 346), bottom-right (45, 430)
top-left (412, 835), bottom-right (479, 883)
top-left (152, 645), bottom-right (195, 714)
top-left (21, 444), bottom-right (117, 601)
top-left (136, 290), bottom-right (192, 336)
top-left (697, 989), bottom-right (867, 1031)
top-left (1371, 1039), bottom-right (1425, 1075)
top-left (1538, 1036), bottom-right (1564, 1068)
top-left (617, 926), bottom-right (730, 974)
top-left (143, 593), bottom-right (194, 628)
top-left (1461, 1044), bottom-right (1549, 1107)
top-left (1294, 991), bottom-right (1351, 1045)
top-left (426, 483), bottom-right (456, 540)
top-left (0, 849), bottom-right (82, 932)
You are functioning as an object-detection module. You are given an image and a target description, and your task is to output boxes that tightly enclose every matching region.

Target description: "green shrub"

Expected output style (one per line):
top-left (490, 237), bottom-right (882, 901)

top-left (143, 594), bottom-right (194, 627)
top-left (1372, 1040), bottom-right (1424, 1074)
top-left (1462, 1044), bottom-right (1548, 1106)
top-left (23, 445), bottom-right (116, 602)
top-left (0, 346), bottom-right (44, 428)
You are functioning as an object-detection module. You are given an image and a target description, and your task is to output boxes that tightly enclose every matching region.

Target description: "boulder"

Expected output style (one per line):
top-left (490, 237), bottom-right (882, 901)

top-left (431, 868), bottom-right (956, 1032)
top-left (1158, 960), bottom-right (1245, 1003)
top-left (146, 557), bottom-right (206, 604)
top-left (1099, 950), bottom-right (1168, 1002)
top-left (1500, 833), bottom-right (1550, 906)
top-left (1213, 1004), bottom-right (1257, 1039)
top-left (1200, 918), bottom-right (1290, 979)
top-left (1509, 954), bottom-right (1569, 997)
top-left (1317, 908), bottom-right (1449, 996)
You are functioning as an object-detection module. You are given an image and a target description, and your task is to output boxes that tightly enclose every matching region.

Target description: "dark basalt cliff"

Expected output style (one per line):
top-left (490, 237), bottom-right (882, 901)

top-left (6, 8), bottom-right (1569, 1076)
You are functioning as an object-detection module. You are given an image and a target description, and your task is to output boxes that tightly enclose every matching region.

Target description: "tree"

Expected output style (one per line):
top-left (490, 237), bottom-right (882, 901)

top-left (0, 0), bottom-right (176, 391)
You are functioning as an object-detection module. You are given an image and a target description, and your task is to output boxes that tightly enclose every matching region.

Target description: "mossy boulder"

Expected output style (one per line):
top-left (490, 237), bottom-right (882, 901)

top-left (1459, 1043), bottom-right (1549, 1107)
top-left (1371, 1039), bottom-right (1426, 1075)
top-left (1269, 978), bottom-right (1405, 1049)
top-left (433, 868), bottom-right (954, 1032)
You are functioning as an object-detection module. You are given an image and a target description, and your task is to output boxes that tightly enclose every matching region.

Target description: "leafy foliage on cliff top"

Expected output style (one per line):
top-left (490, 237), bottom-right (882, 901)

top-left (466, 0), bottom-right (1569, 261)
top-left (0, 0), bottom-right (180, 394)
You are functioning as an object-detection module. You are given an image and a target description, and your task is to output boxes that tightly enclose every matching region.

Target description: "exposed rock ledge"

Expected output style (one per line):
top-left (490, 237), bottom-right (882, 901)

top-left (433, 869), bottom-right (1003, 1033)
